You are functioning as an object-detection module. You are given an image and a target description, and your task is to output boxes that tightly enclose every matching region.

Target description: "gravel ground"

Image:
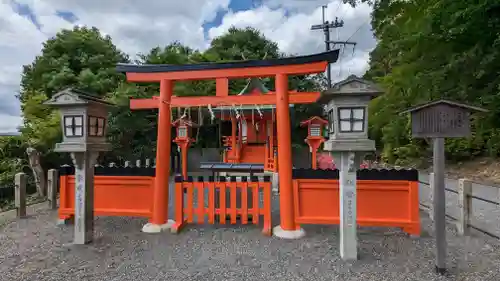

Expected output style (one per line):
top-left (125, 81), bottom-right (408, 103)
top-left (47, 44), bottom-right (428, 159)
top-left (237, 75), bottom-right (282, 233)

top-left (1, 191), bottom-right (499, 281)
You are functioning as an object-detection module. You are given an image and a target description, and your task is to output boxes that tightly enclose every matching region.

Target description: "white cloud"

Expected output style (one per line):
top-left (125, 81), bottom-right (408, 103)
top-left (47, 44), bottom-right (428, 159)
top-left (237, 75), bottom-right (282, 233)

top-left (0, 0), bottom-right (231, 133)
top-left (0, 0), bottom-right (376, 134)
top-left (209, 0), bottom-right (376, 81)
top-left (0, 115), bottom-right (23, 133)
top-left (0, 1), bottom-right (48, 133)
top-left (262, 0), bottom-right (335, 14)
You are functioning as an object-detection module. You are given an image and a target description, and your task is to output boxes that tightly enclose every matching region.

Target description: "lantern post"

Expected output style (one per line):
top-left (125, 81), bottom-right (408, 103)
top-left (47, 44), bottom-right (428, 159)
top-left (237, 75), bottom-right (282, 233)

top-left (319, 75), bottom-right (382, 260)
top-left (400, 100), bottom-right (488, 274)
top-left (44, 88), bottom-right (113, 245)
top-left (172, 118), bottom-right (197, 180)
top-left (300, 116), bottom-right (328, 169)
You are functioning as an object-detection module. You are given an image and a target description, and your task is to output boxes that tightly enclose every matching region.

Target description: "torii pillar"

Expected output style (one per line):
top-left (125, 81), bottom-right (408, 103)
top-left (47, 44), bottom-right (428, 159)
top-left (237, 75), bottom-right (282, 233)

top-left (142, 79), bottom-right (175, 233)
top-left (272, 73), bottom-right (305, 239)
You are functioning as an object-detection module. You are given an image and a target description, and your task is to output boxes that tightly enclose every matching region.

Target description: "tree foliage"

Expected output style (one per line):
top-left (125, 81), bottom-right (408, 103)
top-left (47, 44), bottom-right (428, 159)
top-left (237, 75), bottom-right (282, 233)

top-left (0, 136), bottom-right (31, 206)
top-left (18, 26), bottom-right (130, 166)
top-left (20, 26), bottom-right (129, 101)
top-left (365, 0), bottom-right (500, 165)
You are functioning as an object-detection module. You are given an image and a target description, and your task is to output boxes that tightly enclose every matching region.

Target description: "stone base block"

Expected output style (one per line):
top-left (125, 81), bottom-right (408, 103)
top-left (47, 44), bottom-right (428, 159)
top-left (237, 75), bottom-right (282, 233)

top-left (142, 219), bottom-right (176, 233)
top-left (272, 225), bottom-right (305, 239)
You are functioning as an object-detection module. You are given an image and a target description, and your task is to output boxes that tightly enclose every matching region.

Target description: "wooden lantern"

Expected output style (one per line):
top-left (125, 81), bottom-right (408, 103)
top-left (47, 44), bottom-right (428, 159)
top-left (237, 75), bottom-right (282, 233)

top-left (300, 116), bottom-right (328, 139)
top-left (172, 118), bottom-right (198, 179)
top-left (300, 116), bottom-right (328, 169)
top-left (172, 118), bottom-right (197, 142)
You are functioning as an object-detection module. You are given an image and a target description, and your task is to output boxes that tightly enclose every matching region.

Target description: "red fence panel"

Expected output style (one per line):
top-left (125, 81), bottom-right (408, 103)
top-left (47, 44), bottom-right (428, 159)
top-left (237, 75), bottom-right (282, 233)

top-left (292, 169), bottom-right (420, 236)
top-left (59, 175), bottom-right (154, 219)
top-left (171, 176), bottom-right (272, 235)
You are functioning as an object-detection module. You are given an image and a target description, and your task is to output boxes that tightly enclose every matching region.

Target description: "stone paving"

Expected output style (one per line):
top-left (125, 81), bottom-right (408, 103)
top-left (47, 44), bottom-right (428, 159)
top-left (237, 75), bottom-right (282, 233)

top-left (1, 194), bottom-right (499, 281)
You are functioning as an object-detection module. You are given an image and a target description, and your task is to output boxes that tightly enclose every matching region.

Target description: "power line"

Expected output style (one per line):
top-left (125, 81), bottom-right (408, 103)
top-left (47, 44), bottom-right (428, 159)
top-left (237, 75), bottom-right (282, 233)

top-left (336, 1), bottom-right (348, 23)
top-left (334, 0), bottom-right (343, 42)
top-left (345, 19), bottom-right (370, 42)
top-left (334, 0), bottom-right (343, 13)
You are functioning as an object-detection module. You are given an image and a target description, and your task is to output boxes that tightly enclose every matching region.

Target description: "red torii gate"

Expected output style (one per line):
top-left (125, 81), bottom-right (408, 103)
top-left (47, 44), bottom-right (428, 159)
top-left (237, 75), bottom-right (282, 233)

top-left (116, 50), bottom-right (339, 236)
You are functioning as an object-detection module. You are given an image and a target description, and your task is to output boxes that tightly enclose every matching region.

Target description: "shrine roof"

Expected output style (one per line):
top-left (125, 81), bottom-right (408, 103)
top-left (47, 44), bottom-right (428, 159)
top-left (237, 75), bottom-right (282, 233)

top-left (172, 118), bottom-right (199, 127)
top-left (400, 99), bottom-right (488, 115)
top-left (44, 88), bottom-right (114, 107)
top-left (300, 116), bottom-right (328, 127)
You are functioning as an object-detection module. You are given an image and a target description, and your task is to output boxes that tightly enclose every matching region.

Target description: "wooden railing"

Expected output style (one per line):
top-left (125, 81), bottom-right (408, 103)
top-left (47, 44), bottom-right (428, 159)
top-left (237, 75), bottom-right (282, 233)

top-left (222, 136), bottom-right (247, 163)
top-left (419, 173), bottom-right (500, 239)
top-left (265, 147), bottom-right (278, 172)
top-left (222, 136), bottom-right (247, 147)
top-left (172, 176), bottom-right (272, 235)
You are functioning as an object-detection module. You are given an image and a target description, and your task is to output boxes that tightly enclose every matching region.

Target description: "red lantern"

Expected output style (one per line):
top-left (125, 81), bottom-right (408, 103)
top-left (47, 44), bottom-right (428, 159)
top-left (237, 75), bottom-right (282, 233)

top-left (300, 116), bottom-right (328, 169)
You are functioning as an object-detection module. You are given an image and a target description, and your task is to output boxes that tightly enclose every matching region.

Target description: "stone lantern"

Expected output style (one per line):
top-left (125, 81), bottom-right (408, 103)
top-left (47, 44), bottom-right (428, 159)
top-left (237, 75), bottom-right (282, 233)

top-left (318, 75), bottom-right (383, 261)
top-left (44, 88), bottom-right (113, 245)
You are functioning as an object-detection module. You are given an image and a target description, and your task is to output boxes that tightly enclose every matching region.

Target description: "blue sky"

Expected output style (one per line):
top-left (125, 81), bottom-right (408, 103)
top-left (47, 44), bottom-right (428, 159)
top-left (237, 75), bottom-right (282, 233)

top-left (0, 0), bottom-right (375, 133)
top-left (10, 1), bottom-right (41, 29)
top-left (207, 0), bottom-right (261, 27)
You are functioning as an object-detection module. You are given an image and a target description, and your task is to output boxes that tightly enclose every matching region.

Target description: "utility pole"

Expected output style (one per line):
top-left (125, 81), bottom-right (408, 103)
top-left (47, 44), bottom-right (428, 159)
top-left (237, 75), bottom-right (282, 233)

top-left (311, 5), bottom-right (357, 88)
top-left (311, 5), bottom-right (344, 88)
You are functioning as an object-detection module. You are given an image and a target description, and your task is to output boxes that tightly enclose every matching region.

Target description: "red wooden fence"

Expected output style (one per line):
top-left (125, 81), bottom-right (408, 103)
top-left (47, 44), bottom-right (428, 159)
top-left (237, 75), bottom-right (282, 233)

top-left (292, 169), bottom-right (421, 236)
top-left (171, 176), bottom-right (273, 235)
top-left (59, 175), bottom-right (155, 220)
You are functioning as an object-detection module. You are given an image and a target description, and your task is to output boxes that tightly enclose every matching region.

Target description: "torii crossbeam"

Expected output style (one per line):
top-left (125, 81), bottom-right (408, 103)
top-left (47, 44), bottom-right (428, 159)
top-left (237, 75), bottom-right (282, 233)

top-left (116, 49), bottom-right (339, 237)
top-left (130, 92), bottom-right (321, 109)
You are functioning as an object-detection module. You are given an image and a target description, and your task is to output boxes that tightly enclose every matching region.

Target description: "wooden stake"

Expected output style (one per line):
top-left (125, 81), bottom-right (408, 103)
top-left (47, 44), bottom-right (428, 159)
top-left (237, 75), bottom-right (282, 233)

top-left (15, 173), bottom-right (27, 218)
top-left (47, 169), bottom-right (58, 210)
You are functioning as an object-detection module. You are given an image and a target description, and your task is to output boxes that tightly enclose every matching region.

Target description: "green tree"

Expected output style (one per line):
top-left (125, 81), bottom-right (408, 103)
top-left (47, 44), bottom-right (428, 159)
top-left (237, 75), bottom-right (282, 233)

top-left (365, 0), bottom-right (500, 164)
top-left (0, 136), bottom-right (31, 205)
top-left (104, 42), bottom-right (207, 162)
top-left (8, 26), bottom-right (130, 193)
top-left (20, 26), bottom-right (129, 153)
top-left (20, 26), bottom-right (128, 101)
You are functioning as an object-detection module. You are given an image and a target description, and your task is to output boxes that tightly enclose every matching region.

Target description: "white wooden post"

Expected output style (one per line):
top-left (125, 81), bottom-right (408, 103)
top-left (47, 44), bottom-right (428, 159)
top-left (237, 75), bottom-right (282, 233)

top-left (124, 161), bottom-right (131, 168)
top-left (457, 178), bottom-right (472, 235)
top-left (429, 172), bottom-right (434, 221)
top-left (15, 172), bottom-right (27, 218)
top-left (136, 159), bottom-right (141, 168)
top-left (47, 169), bottom-right (58, 210)
top-left (145, 158), bottom-right (151, 168)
